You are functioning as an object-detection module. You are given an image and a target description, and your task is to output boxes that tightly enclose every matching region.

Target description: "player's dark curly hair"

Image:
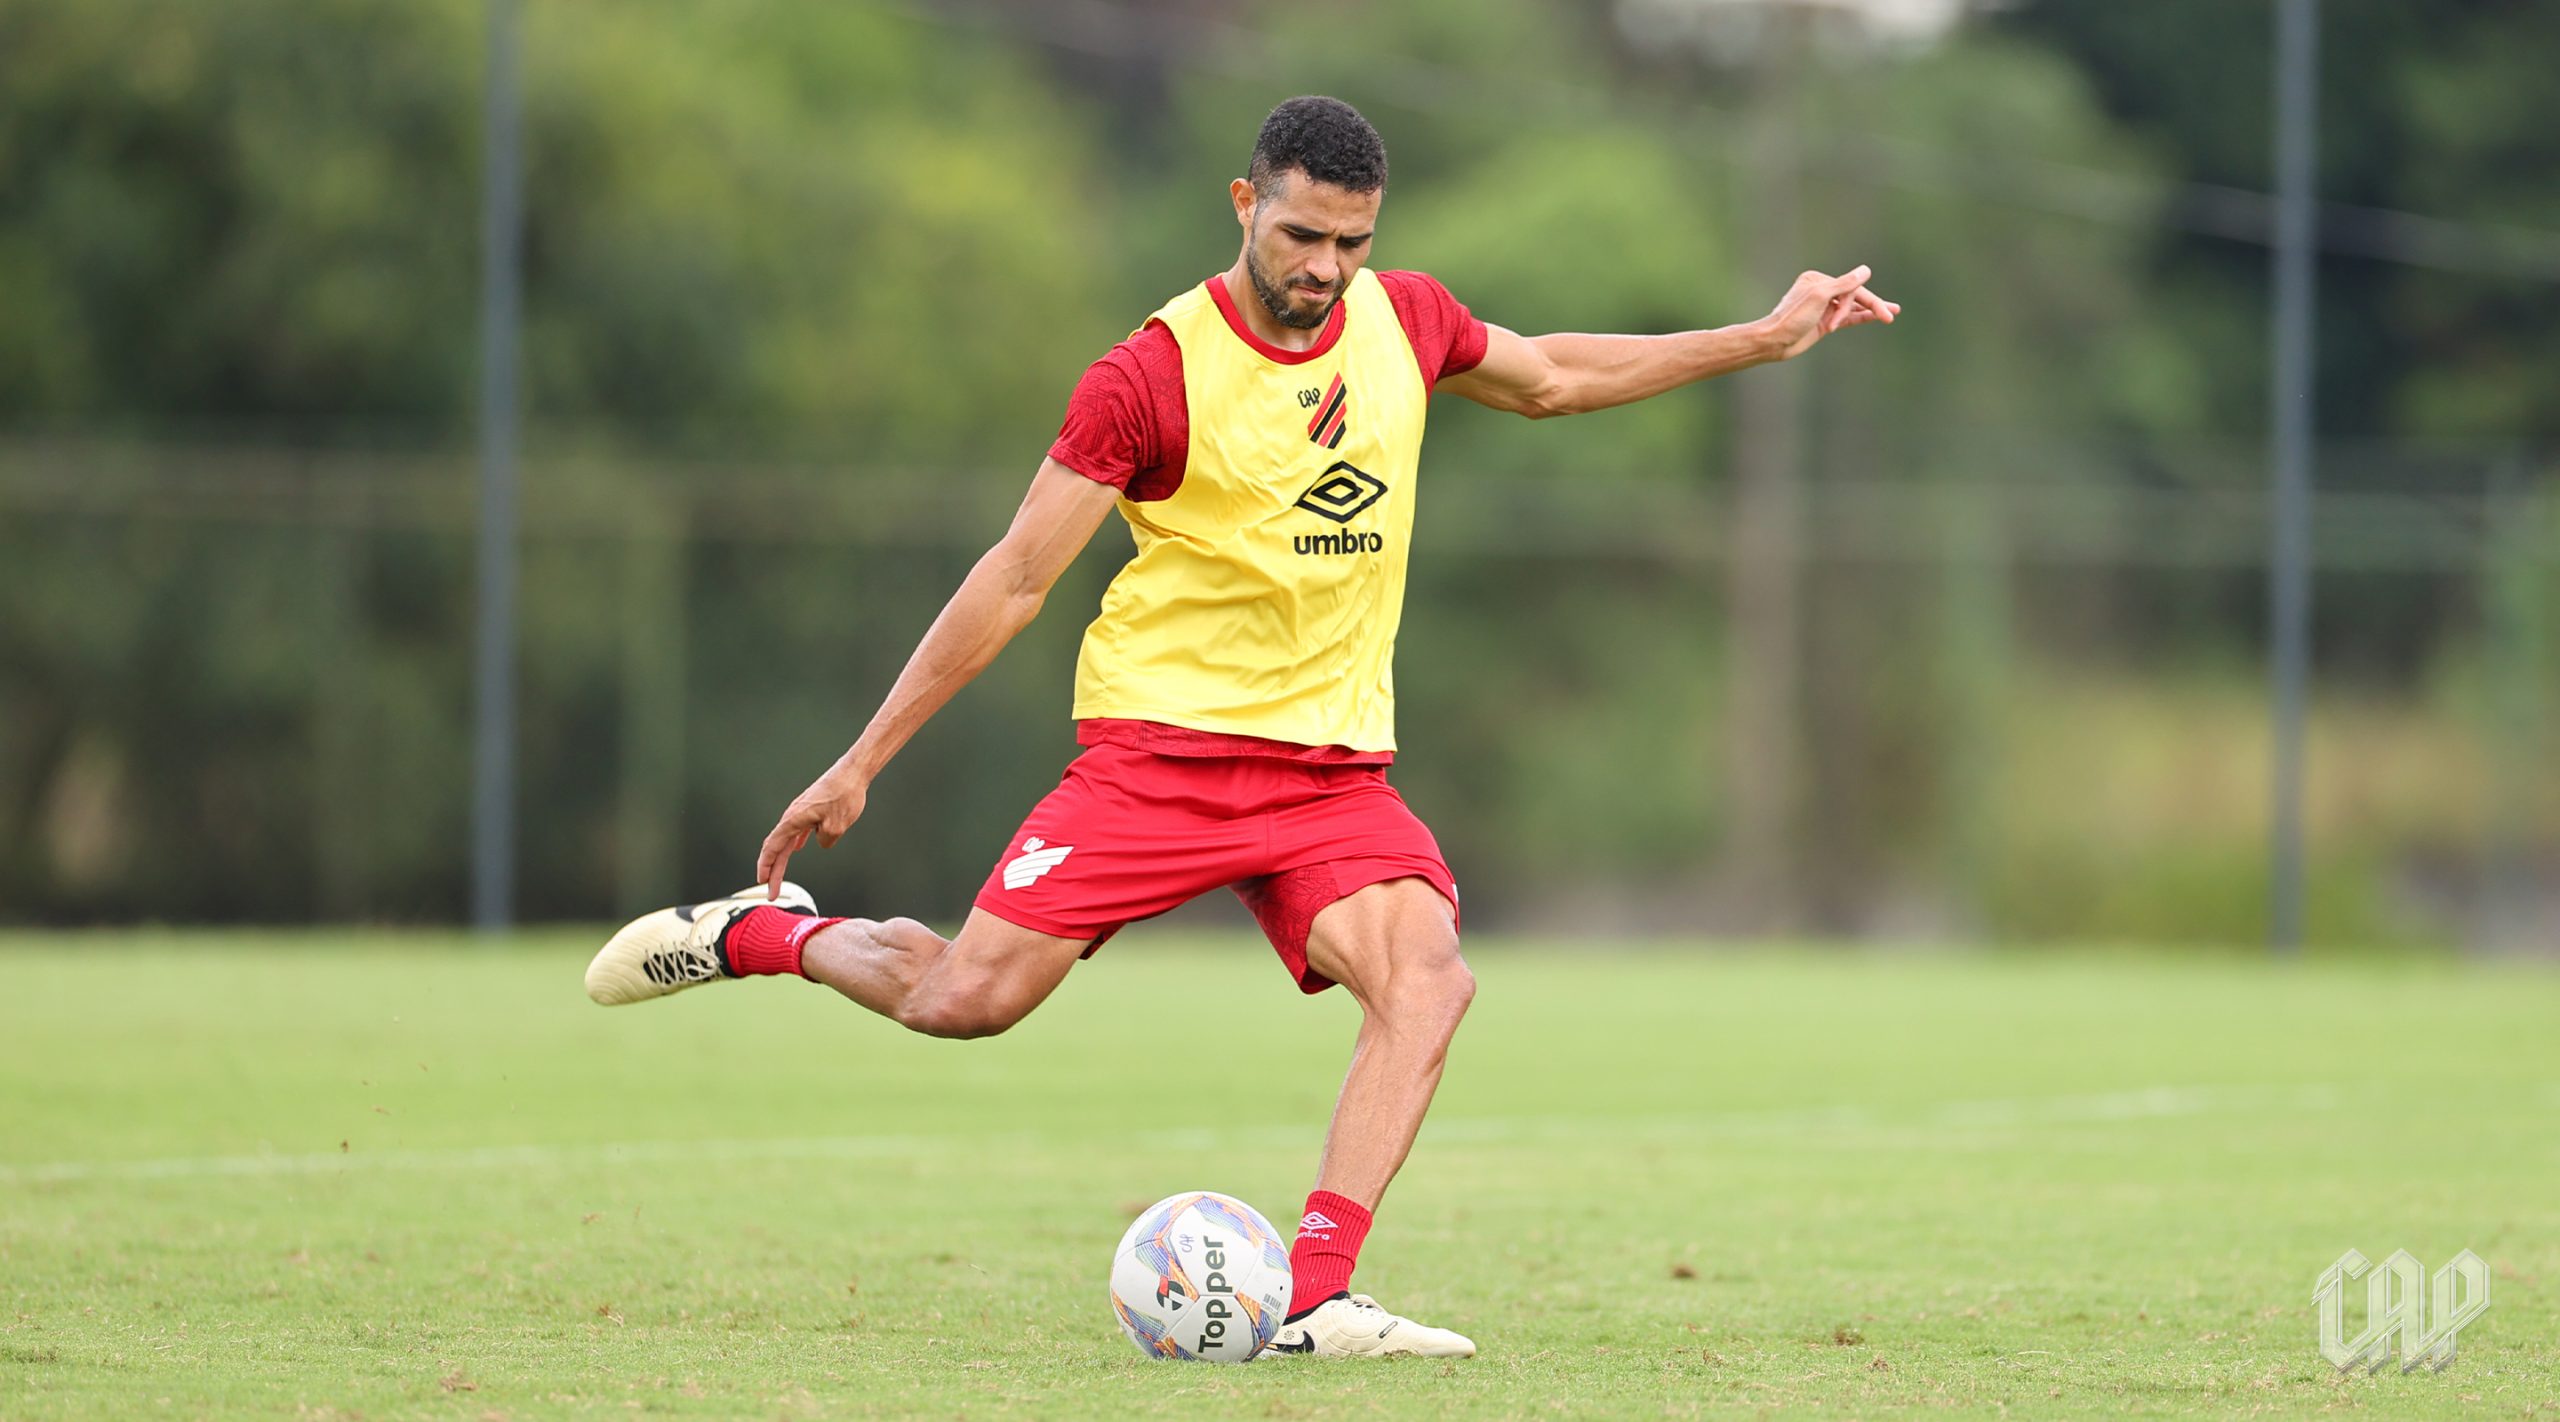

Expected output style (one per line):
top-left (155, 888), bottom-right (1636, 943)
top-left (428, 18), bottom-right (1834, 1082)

top-left (1247, 96), bottom-right (1387, 200)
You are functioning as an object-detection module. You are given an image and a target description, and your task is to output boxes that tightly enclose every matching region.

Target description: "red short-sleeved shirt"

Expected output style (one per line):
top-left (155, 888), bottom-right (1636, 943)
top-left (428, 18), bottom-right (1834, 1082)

top-left (1048, 270), bottom-right (1489, 501)
top-left (1049, 270), bottom-right (1490, 765)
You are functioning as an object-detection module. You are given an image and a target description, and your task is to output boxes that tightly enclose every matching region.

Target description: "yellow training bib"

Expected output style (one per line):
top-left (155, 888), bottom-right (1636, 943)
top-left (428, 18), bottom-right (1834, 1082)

top-left (1072, 270), bottom-right (1429, 752)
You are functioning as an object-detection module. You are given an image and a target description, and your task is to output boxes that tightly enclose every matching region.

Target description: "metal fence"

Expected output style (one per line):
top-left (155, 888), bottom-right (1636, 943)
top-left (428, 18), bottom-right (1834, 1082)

top-left (3, 432), bottom-right (2548, 948)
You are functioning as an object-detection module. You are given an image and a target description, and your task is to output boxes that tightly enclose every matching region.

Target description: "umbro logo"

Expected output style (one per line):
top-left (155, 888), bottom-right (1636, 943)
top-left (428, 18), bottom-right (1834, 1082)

top-left (1293, 461), bottom-right (1386, 525)
top-left (1002, 837), bottom-right (1073, 890)
top-left (1293, 461), bottom-right (1388, 556)
top-left (1299, 1210), bottom-right (1340, 1238)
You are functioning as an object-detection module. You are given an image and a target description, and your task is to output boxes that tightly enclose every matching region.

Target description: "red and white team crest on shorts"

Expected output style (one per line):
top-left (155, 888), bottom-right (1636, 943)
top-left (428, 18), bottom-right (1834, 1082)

top-left (1001, 837), bottom-right (1073, 889)
top-left (972, 744), bottom-right (1458, 994)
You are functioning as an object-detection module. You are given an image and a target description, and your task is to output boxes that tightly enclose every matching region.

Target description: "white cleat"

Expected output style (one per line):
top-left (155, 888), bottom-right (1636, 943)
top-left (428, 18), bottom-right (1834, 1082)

top-left (583, 883), bottom-right (815, 1006)
top-left (1264, 1293), bottom-right (1477, 1360)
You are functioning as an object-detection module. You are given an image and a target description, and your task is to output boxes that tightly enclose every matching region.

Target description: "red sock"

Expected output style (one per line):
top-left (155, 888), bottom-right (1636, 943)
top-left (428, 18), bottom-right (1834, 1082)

top-left (1284, 1190), bottom-right (1373, 1319)
top-left (721, 905), bottom-right (841, 978)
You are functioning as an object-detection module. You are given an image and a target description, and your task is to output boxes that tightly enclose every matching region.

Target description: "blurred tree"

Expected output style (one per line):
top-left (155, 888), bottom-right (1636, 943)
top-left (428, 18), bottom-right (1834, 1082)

top-left (2002, 0), bottom-right (2560, 442)
top-left (0, 0), bottom-right (480, 428)
top-left (2383, 5), bottom-right (2560, 439)
top-left (520, 0), bottom-right (1115, 462)
top-left (0, 0), bottom-right (1114, 454)
top-left (0, 0), bottom-right (2542, 940)
top-left (0, 0), bottom-right (1118, 920)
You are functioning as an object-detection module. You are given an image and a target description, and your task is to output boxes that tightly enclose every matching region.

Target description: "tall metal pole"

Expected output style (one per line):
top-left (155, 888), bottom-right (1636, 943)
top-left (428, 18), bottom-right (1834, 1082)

top-left (2267, 0), bottom-right (2319, 955)
top-left (1721, 11), bottom-right (1806, 935)
top-left (472, 0), bottom-right (525, 931)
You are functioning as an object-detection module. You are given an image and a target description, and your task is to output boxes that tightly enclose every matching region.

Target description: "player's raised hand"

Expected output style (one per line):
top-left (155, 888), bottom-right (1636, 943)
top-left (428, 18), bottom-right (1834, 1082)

top-left (756, 763), bottom-right (871, 899)
top-left (1761, 265), bottom-right (1898, 361)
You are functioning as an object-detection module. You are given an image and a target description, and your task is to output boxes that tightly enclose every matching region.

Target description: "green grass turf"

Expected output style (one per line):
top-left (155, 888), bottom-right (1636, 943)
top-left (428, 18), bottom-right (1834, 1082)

top-left (2, 933), bottom-right (2555, 1420)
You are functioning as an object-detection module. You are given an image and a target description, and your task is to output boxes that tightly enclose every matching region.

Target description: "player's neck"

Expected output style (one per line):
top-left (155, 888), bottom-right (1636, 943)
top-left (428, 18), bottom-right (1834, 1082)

top-left (1219, 264), bottom-right (1327, 353)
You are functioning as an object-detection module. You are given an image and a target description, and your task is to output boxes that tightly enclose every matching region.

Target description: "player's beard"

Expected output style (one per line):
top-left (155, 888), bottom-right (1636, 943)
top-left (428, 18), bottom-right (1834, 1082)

top-left (1245, 243), bottom-right (1340, 330)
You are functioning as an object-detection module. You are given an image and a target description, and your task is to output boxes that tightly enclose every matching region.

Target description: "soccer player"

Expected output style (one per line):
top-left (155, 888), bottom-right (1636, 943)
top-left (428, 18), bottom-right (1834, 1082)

top-left (585, 96), bottom-right (1894, 1359)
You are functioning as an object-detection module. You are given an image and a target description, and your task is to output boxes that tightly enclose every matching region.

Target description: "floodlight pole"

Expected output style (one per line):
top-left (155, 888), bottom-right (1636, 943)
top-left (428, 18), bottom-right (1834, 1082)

top-left (471, 0), bottom-right (525, 932)
top-left (2267, 0), bottom-right (2319, 955)
top-left (1707, 1), bottom-right (1812, 936)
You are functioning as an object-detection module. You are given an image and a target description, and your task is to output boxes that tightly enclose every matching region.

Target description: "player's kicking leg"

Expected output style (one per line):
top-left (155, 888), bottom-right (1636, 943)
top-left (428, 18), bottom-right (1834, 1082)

top-left (586, 891), bottom-right (1088, 1039)
top-left (1263, 876), bottom-right (1479, 1360)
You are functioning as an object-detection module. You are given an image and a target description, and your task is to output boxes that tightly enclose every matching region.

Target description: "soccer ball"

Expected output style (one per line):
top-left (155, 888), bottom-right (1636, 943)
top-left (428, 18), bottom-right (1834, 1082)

top-left (1108, 1191), bottom-right (1291, 1362)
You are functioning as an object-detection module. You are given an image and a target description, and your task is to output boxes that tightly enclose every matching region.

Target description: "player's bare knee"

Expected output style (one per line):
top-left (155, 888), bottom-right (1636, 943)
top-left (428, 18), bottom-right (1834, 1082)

top-left (1378, 931), bottom-right (1471, 1034)
top-left (1415, 947), bottom-right (1475, 1028)
top-left (1442, 953), bottom-right (1477, 1015)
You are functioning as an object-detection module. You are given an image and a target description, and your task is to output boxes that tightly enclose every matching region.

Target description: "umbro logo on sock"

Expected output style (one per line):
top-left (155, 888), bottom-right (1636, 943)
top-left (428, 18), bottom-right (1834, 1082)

top-left (1299, 1211), bottom-right (1339, 1238)
top-left (784, 914), bottom-right (830, 948)
top-left (1002, 837), bottom-right (1074, 890)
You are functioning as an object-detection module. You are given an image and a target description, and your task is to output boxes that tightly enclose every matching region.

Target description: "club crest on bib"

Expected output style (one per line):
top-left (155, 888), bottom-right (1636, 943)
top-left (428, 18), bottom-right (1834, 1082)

top-left (1304, 374), bottom-right (1351, 448)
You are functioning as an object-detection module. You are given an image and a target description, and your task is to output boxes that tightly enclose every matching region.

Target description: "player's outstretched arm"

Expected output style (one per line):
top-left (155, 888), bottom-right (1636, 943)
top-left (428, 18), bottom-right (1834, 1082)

top-left (755, 459), bottom-right (1120, 896)
top-left (1439, 265), bottom-right (1897, 419)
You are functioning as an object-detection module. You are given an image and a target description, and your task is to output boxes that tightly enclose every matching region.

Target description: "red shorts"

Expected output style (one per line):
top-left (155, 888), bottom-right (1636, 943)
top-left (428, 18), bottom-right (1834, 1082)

top-left (971, 743), bottom-right (1458, 993)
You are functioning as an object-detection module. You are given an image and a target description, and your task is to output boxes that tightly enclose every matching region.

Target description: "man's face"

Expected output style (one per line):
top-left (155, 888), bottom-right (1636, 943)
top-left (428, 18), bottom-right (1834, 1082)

top-left (1232, 170), bottom-right (1381, 330)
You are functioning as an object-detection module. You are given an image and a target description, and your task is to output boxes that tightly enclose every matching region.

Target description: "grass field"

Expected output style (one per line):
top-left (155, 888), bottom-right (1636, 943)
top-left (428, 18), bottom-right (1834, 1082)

top-left (3, 932), bottom-right (2555, 1420)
